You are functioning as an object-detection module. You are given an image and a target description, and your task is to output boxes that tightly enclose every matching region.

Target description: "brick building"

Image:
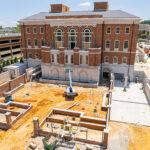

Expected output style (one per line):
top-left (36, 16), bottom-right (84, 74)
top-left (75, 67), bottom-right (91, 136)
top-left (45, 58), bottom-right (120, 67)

top-left (19, 2), bottom-right (140, 85)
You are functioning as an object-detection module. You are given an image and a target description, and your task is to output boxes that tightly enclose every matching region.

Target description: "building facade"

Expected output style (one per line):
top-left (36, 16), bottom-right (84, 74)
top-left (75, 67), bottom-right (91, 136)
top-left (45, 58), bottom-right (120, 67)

top-left (0, 34), bottom-right (22, 62)
top-left (20, 2), bottom-right (140, 85)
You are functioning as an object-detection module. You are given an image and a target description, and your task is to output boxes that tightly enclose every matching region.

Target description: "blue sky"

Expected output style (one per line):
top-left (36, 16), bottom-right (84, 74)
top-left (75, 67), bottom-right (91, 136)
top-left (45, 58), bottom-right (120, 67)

top-left (0, 0), bottom-right (149, 27)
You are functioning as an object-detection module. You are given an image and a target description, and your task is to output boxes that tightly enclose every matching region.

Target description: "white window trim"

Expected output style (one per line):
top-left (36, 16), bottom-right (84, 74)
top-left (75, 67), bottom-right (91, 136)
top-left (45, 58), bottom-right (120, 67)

top-left (104, 56), bottom-right (109, 64)
top-left (106, 26), bottom-right (111, 34)
top-left (55, 29), bottom-right (64, 48)
top-left (34, 39), bottom-right (38, 48)
top-left (68, 29), bottom-right (77, 49)
top-left (82, 29), bottom-right (92, 50)
top-left (33, 27), bottom-right (37, 34)
top-left (113, 56), bottom-right (118, 64)
top-left (115, 26), bottom-right (120, 34)
top-left (26, 27), bottom-right (30, 34)
top-left (40, 27), bottom-right (44, 34)
top-left (125, 26), bottom-right (130, 34)
top-left (122, 57), bottom-right (127, 64)
top-left (114, 40), bottom-right (120, 51)
top-left (123, 40), bottom-right (129, 52)
top-left (105, 40), bottom-right (111, 51)
top-left (27, 39), bottom-right (31, 48)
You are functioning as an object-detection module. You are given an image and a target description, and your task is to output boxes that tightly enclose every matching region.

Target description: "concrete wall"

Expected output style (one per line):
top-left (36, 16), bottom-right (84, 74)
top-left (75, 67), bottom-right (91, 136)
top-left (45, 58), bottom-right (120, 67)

top-left (0, 71), bottom-right (10, 85)
top-left (144, 83), bottom-right (150, 103)
top-left (41, 63), bottom-right (100, 84)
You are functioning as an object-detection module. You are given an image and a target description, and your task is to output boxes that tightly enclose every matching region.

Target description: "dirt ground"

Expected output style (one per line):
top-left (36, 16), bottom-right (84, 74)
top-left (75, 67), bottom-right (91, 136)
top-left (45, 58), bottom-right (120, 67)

top-left (0, 82), bottom-right (150, 150)
top-left (0, 82), bottom-right (107, 150)
top-left (109, 122), bottom-right (150, 150)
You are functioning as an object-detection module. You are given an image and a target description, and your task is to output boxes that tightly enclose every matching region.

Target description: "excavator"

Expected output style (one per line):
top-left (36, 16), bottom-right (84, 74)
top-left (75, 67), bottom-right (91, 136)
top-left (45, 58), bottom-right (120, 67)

top-left (64, 69), bottom-right (78, 98)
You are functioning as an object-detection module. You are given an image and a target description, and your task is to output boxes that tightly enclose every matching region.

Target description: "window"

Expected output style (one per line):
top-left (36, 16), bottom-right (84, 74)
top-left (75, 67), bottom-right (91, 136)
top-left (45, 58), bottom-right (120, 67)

top-left (82, 29), bottom-right (92, 49)
top-left (122, 57), bottom-right (127, 64)
top-left (71, 55), bottom-right (74, 64)
top-left (41, 39), bottom-right (46, 46)
top-left (105, 40), bottom-right (110, 50)
top-left (114, 40), bottom-right (120, 50)
top-left (68, 29), bottom-right (77, 49)
top-left (125, 27), bottom-right (130, 34)
top-left (113, 56), bottom-right (118, 64)
top-left (33, 27), bottom-right (37, 34)
top-left (55, 29), bottom-right (63, 48)
top-left (104, 56), bottom-right (109, 63)
top-left (27, 39), bottom-right (31, 47)
top-left (65, 55), bottom-right (68, 64)
top-left (34, 39), bottom-right (38, 47)
top-left (40, 27), bottom-right (44, 34)
top-left (26, 27), bottom-right (30, 34)
top-left (106, 27), bottom-right (111, 34)
top-left (86, 55), bottom-right (89, 64)
top-left (80, 55), bottom-right (83, 64)
top-left (115, 27), bottom-right (120, 34)
top-left (51, 54), bottom-right (54, 63)
top-left (57, 54), bottom-right (59, 63)
top-left (124, 41), bottom-right (129, 49)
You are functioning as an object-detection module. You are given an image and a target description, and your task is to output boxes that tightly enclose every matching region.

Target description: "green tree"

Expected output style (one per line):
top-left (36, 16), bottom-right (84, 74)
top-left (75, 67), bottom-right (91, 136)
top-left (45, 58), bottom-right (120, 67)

top-left (6, 60), bottom-right (10, 66)
top-left (15, 24), bottom-right (20, 33)
top-left (0, 64), bottom-right (3, 72)
top-left (14, 57), bottom-right (18, 63)
top-left (20, 57), bottom-right (24, 63)
top-left (11, 59), bottom-right (14, 64)
top-left (2, 61), bottom-right (6, 67)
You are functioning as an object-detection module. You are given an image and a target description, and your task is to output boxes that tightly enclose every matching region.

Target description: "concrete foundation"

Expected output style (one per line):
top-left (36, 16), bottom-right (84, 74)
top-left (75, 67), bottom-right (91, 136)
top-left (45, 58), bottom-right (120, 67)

top-left (41, 63), bottom-right (100, 84)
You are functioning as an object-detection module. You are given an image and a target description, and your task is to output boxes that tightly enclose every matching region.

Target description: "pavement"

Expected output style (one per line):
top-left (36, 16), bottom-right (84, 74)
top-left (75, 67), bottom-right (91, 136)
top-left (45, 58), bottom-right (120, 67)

top-left (110, 81), bottom-right (150, 126)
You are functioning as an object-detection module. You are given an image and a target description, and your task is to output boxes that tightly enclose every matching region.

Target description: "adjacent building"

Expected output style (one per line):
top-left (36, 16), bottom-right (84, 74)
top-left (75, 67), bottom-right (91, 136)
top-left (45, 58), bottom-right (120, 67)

top-left (0, 33), bottom-right (22, 61)
top-left (19, 2), bottom-right (140, 85)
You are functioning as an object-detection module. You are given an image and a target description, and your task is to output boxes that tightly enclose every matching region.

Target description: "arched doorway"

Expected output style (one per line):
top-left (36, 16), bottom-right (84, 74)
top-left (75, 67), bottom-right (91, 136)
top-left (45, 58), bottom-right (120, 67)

top-left (79, 71), bottom-right (88, 83)
top-left (51, 69), bottom-right (59, 80)
top-left (103, 68), bottom-right (110, 80)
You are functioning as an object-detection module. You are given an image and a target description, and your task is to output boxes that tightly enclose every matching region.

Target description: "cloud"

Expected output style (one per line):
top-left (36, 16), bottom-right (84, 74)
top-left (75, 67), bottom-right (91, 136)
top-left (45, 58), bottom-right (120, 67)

top-left (79, 2), bottom-right (91, 7)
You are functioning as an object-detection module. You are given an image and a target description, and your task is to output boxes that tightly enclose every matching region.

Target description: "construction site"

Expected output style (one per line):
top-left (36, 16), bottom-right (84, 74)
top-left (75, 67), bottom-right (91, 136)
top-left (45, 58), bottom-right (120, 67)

top-left (0, 77), bottom-right (149, 150)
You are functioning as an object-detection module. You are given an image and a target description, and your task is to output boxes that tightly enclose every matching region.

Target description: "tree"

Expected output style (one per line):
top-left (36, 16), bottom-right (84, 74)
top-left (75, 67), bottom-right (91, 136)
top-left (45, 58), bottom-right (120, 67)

top-left (2, 61), bottom-right (6, 67)
top-left (11, 59), bottom-right (14, 64)
top-left (6, 60), bottom-right (10, 66)
top-left (0, 64), bottom-right (3, 73)
top-left (14, 57), bottom-right (18, 63)
top-left (15, 24), bottom-right (20, 33)
top-left (20, 57), bottom-right (24, 63)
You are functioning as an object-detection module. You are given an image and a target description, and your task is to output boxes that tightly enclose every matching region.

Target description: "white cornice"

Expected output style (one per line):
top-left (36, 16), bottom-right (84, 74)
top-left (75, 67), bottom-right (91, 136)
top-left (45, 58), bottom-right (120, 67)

top-left (19, 18), bottom-right (140, 26)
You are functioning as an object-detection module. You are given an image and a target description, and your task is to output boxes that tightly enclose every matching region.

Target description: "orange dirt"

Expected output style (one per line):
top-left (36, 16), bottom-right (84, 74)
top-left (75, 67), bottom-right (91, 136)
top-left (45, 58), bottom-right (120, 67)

top-left (0, 82), bottom-right (107, 150)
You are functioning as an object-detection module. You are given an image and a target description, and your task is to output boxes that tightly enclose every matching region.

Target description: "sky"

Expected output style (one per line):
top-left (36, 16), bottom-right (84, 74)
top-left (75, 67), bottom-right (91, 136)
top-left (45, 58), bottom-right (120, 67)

top-left (0, 0), bottom-right (149, 27)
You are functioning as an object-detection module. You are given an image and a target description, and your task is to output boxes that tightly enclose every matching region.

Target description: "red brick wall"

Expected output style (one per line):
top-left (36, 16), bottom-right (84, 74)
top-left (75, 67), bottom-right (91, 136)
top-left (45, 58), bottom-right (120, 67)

top-left (10, 75), bottom-right (26, 90)
top-left (0, 74), bottom-right (26, 97)
top-left (0, 82), bottom-right (10, 97)
top-left (21, 23), bottom-right (138, 66)
top-left (51, 4), bottom-right (70, 13)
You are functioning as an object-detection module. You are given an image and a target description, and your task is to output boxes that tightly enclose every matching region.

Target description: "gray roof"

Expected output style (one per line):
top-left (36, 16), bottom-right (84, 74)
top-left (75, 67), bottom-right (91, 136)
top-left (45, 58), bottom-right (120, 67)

top-left (20, 10), bottom-right (139, 21)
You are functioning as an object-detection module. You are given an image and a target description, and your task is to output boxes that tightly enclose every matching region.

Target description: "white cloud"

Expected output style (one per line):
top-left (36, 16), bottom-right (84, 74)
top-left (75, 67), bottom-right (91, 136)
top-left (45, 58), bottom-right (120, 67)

top-left (79, 2), bottom-right (91, 7)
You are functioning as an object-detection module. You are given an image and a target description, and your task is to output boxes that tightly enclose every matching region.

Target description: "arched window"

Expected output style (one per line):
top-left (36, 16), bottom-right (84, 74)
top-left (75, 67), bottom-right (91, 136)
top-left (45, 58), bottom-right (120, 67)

top-left (105, 40), bottom-right (110, 51)
top-left (82, 29), bottom-right (92, 49)
top-left (113, 56), bottom-right (118, 64)
top-left (104, 56), bottom-right (109, 63)
top-left (55, 29), bottom-right (63, 48)
top-left (68, 29), bottom-right (77, 49)
top-left (122, 57), bottom-right (127, 64)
